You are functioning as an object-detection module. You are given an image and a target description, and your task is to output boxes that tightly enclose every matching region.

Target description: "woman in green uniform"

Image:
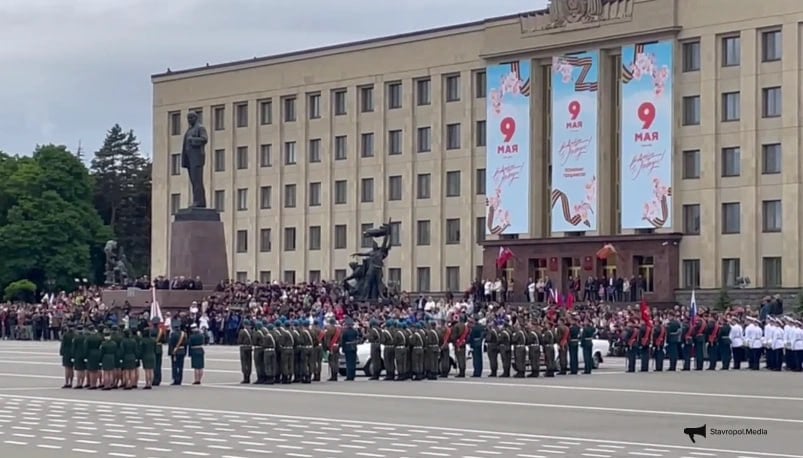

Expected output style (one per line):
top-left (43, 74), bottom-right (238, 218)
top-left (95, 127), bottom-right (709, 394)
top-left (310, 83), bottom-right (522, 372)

top-left (85, 326), bottom-right (103, 390)
top-left (60, 324), bottom-right (75, 388)
top-left (120, 329), bottom-right (138, 390)
top-left (139, 328), bottom-right (157, 389)
top-left (112, 325), bottom-right (124, 388)
top-left (100, 330), bottom-right (117, 390)
top-left (133, 329), bottom-right (143, 388)
top-left (71, 326), bottom-right (87, 389)
top-left (188, 324), bottom-right (205, 385)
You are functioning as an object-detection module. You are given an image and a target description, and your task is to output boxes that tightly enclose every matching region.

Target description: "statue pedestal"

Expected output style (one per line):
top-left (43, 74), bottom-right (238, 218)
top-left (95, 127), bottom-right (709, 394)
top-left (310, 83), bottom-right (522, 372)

top-left (169, 208), bottom-right (229, 284)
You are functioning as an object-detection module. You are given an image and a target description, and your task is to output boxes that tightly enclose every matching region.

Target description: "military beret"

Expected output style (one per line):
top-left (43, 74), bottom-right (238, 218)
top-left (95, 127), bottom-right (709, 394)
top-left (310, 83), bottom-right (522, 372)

top-left (266, 323), bottom-right (275, 330)
top-left (255, 321), bottom-right (264, 329)
top-left (369, 319), bottom-right (378, 326)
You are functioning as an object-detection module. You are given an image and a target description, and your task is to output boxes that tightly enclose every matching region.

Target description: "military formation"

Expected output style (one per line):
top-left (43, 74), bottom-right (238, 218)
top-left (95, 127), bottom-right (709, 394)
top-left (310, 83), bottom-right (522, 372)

top-left (621, 311), bottom-right (803, 372)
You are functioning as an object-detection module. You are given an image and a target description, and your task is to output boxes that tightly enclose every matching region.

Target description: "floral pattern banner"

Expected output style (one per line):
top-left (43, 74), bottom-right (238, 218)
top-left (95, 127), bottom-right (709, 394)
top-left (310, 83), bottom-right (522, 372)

top-left (620, 41), bottom-right (674, 229)
top-left (550, 50), bottom-right (599, 233)
top-left (485, 61), bottom-right (532, 236)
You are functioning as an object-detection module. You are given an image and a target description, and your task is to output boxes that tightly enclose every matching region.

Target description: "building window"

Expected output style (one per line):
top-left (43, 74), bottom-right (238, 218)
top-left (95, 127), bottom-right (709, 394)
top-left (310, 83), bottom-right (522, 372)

top-left (476, 168), bottom-right (486, 195)
top-left (388, 175), bottom-right (402, 201)
top-left (259, 100), bottom-right (272, 125)
top-left (214, 190), bottom-right (225, 212)
top-left (333, 90), bottom-right (347, 116)
top-left (260, 228), bottom-right (272, 252)
top-left (446, 219), bottom-right (461, 244)
top-left (308, 270), bottom-right (321, 283)
top-left (721, 92), bottom-right (740, 122)
top-left (360, 133), bottom-right (374, 158)
top-left (236, 230), bottom-right (248, 253)
top-left (389, 222), bottom-right (401, 246)
top-left (682, 204), bottom-right (700, 234)
top-left (416, 220), bottom-right (431, 246)
top-left (260, 144), bottom-right (272, 167)
top-left (475, 71), bottom-right (486, 98)
top-left (308, 93), bottom-right (321, 119)
top-left (417, 126), bottom-right (431, 152)
top-left (334, 225), bottom-right (347, 249)
top-left (762, 87), bottom-right (782, 118)
top-left (260, 186), bottom-right (272, 209)
top-left (762, 143), bottom-right (781, 174)
top-left (360, 178), bottom-right (374, 203)
top-left (236, 146), bottom-right (248, 170)
top-left (761, 30), bottom-right (782, 62)
top-left (169, 153), bottom-right (180, 176)
top-left (235, 272), bottom-right (248, 282)
top-left (475, 217), bottom-right (486, 243)
top-left (283, 97), bottom-right (296, 122)
top-left (308, 139), bottom-right (321, 163)
top-left (446, 171), bottom-right (461, 197)
top-left (283, 270), bottom-right (296, 284)
top-left (259, 271), bottom-right (271, 283)
top-left (334, 180), bottom-right (347, 205)
top-left (416, 267), bottom-right (431, 292)
top-left (360, 223), bottom-right (374, 249)
top-left (213, 149), bottom-right (225, 172)
top-left (763, 257), bottom-right (782, 287)
top-left (682, 40), bottom-right (701, 72)
top-left (475, 120), bottom-right (486, 147)
top-left (445, 74), bottom-right (460, 102)
top-left (334, 135), bottom-right (348, 160)
top-left (236, 188), bottom-right (248, 211)
top-left (360, 86), bottom-right (374, 112)
top-left (682, 96), bottom-right (700, 125)
top-left (334, 269), bottom-right (346, 282)
top-left (388, 268), bottom-right (402, 288)
top-left (284, 227), bottom-right (296, 251)
top-left (416, 78), bottom-right (431, 106)
top-left (169, 112), bottom-right (181, 135)
top-left (387, 82), bottom-right (402, 109)
top-left (446, 123), bottom-right (461, 150)
top-left (722, 35), bottom-right (741, 67)
top-left (309, 226), bottom-right (321, 251)
top-left (722, 258), bottom-right (741, 287)
top-left (213, 106), bottom-right (225, 131)
top-left (235, 102), bottom-right (248, 128)
top-left (722, 147), bottom-right (741, 177)
top-left (416, 173), bottom-right (431, 199)
top-left (284, 141), bottom-right (296, 165)
top-left (308, 182), bottom-right (321, 207)
top-left (682, 150), bottom-right (700, 179)
top-left (682, 259), bottom-right (700, 289)
top-left (762, 200), bottom-right (782, 232)
top-left (445, 266), bottom-right (460, 292)
top-left (722, 202), bottom-right (741, 234)
top-left (284, 184), bottom-right (297, 208)
top-left (388, 129), bottom-right (402, 155)
top-left (170, 193), bottom-right (180, 214)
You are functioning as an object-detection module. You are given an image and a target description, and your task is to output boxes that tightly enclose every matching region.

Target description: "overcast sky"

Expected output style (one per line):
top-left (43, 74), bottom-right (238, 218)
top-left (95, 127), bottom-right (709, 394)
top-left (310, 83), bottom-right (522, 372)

top-left (0, 0), bottom-right (546, 159)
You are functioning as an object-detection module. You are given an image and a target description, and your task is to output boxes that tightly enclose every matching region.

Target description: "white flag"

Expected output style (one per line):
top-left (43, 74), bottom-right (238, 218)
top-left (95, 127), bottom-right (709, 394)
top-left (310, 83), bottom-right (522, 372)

top-left (150, 287), bottom-right (163, 323)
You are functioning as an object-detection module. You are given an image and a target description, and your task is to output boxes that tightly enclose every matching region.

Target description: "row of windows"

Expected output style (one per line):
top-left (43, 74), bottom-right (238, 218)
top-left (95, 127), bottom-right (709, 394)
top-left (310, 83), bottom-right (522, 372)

top-left (680, 29), bottom-right (782, 72)
top-left (167, 72), bottom-right (489, 135)
top-left (682, 200), bottom-right (782, 235)
top-left (680, 86), bottom-right (783, 126)
top-left (681, 143), bottom-right (782, 179)
top-left (681, 257), bottom-right (783, 289)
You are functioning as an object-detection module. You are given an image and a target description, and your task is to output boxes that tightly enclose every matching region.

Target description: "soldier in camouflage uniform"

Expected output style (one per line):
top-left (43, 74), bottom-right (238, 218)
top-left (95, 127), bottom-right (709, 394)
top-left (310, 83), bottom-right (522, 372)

top-left (381, 320), bottom-right (396, 381)
top-left (238, 320), bottom-right (253, 384)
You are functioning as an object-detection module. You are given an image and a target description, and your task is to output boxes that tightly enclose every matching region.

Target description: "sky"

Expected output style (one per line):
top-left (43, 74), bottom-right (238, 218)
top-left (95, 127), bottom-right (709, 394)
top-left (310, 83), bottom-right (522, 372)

top-left (0, 0), bottom-right (547, 159)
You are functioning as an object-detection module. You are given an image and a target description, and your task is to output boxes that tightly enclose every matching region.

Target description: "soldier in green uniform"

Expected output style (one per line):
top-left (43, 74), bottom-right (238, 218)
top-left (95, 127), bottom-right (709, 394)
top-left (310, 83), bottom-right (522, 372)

top-left (322, 318), bottom-right (339, 382)
top-left (100, 329), bottom-right (117, 390)
top-left (291, 321), bottom-right (304, 383)
top-left (263, 322), bottom-right (277, 384)
top-left (541, 322), bottom-right (556, 377)
top-left (60, 323), bottom-right (75, 388)
top-left (280, 319), bottom-right (295, 384)
top-left (310, 320), bottom-right (323, 381)
top-left (253, 321), bottom-right (267, 384)
top-left (718, 316), bottom-right (732, 370)
top-left (469, 316), bottom-right (485, 378)
top-left (168, 321), bottom-right (187, 385)
top-left (681, 317), bottom-right (693, 371)
top-left (86, 326), bottom-right (102, 389)
top-left (556, 318), bottom-right (569, 375)
top-left (498, 321), bottom-right (512, 377)
top-left (581, 318), bottom-right (596, 375)
top-left (140, 325), bottom-right (157, 389)
top-left (299, 320), bottom-right (314, 384)
top-left (693, 316), bottom-right (706, 370)
top-left (526, 320), bottom-right (541, 378)
top-left (666, 314), bottom-right (681, 371)
top-left (72, 325), bottom-right (87, 389)
top-left (405, 321), bottom-right (415, 378)
top-left (238, 320), bottom-right (253, 383)
top-left (653, 320), bottom-right (666, 372)
top-left (624, 319), bottom-right (639, 373)
top-left (121, 329), bottom-right (138, 389)
top-left (382, 320), bottom-right (396, 381)
top-left (568, 317), bottom-right (581, 375)
top-left (153, 318), bottom-right (167, 386)
top-left (451, 317), bottom-right (469, 378)
top-left (486, 322), bottom-right (500, 377)
top-left (112, 325), bottom-right (124, 388)
top-left (395, 321), bottom-right (409, 380)
top-left (425, 320), bottom-right (439, 380)
top-left (512, 321), bottom-right (527, 378)
top-left (437, 320), bottom-right (450, 378)
top-left (188, 324), bottom-right (205, 384)
top-left (410, 322), bottom-right (425, 380)
top-left (639, 320), bottom-right (651, 372)
top-left (367, 320), bottom-right (382, 380)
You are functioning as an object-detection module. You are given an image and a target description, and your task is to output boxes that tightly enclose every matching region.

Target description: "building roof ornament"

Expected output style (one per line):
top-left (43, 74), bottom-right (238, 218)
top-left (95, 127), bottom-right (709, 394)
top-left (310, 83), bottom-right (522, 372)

top-left (520, 0), bottom-right (634, 34)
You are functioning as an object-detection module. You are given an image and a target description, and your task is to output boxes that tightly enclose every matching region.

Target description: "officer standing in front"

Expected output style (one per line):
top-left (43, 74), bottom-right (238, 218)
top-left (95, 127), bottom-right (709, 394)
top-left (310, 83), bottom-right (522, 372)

top-left (580, 317), bottom-right (596, 375)
top-left (469, 316), bottom-right (485, 378)
top-left (367, 319), bottom-right (382, 380)
top-left (238, 320), bottom-right (253, 384)
top-left (168, 320), bottom-right (187, 385)
top-left (342, 318), bottom-right (360, 381)
top-left (568, 316), bottom-right (581, 375)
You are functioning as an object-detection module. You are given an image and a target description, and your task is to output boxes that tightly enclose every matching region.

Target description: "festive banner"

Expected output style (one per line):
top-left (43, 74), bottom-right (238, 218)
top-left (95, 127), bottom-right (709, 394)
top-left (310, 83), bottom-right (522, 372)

top-left (486, 61), bottom-right (532, 236)
top-left (620, 41), bottom-right (674, 229)
top-left (550, 51), bottom-right (599, 232)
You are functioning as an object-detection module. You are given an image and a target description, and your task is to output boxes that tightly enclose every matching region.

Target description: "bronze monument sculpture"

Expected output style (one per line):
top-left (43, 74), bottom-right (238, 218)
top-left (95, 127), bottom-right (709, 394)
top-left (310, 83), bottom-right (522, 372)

top-left (343, 221), bottom-right (394, 302)
top-left (182, 111), bottom-right (208, 208)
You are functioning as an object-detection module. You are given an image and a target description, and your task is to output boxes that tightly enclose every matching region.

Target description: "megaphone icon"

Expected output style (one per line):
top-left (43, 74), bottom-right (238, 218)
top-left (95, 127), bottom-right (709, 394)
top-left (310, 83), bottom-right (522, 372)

top-left (683, 425), bottom-right (706, 443)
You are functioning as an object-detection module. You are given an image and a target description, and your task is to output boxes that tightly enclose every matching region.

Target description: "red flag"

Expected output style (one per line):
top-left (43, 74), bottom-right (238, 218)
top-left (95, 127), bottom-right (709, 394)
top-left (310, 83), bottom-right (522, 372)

top-left (496, 247), bottom-right (514, 269)
top-left (557, 293), bottom-right (564, 308)
top-left (596, 243), bottom-right (617, 260)
top-left (640, 297), bottom-right (652, 327)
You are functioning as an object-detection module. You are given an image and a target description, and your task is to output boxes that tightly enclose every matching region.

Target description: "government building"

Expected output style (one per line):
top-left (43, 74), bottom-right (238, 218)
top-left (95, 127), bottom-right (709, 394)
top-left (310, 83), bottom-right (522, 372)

top-left (151, 0), bottom-right (803, 302)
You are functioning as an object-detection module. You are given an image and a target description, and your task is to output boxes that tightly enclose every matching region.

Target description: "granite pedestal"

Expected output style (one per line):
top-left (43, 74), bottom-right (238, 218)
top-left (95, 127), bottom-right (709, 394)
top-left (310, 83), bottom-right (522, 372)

top-left (169, 207), bottom-right (228, 286)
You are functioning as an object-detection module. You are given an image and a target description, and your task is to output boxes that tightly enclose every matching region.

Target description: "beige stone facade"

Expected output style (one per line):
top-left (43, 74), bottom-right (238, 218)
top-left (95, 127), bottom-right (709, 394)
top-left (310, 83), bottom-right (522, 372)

top-left (152, 0), bottom-right (803, 292)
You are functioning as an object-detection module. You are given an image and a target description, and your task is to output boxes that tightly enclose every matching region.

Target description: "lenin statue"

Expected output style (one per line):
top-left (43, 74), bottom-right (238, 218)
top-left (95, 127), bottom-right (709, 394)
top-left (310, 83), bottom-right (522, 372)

top-left (182, 111), bottom-right (209, 208)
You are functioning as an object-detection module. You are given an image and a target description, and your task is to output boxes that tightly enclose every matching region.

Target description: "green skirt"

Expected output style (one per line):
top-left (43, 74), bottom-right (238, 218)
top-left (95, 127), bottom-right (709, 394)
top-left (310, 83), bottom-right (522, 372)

top-left (141, 356), bottom-right (155, 370)
top-left (73, 357), bottom-right (86, 371)
top-left (87, 351), bottom-right (101, 371)
top-left (62, 355), bottom-right (73, 368)
top-left (102, 355), bottom-right (116, 370)
top-left (122, 355), bottom-right (137, 370)
top-left (190, 349), bottom-right (204, 369)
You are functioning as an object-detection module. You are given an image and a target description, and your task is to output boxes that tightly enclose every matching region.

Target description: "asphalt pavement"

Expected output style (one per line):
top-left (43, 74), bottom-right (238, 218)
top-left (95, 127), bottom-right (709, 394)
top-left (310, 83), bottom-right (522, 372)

top-left (0, 340), bottom-right (800, 458)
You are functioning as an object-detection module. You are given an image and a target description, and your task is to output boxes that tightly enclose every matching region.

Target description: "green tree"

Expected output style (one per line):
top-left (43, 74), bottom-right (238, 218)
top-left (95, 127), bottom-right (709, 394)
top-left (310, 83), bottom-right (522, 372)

top-left (90, 125), bottom-right (152, 276)
top-left (4, 279), bottom-right (37, 302)
top-left (0, 145), bottom-right (111, 290)
top-left (714, 288), bottom-right (731, 311)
